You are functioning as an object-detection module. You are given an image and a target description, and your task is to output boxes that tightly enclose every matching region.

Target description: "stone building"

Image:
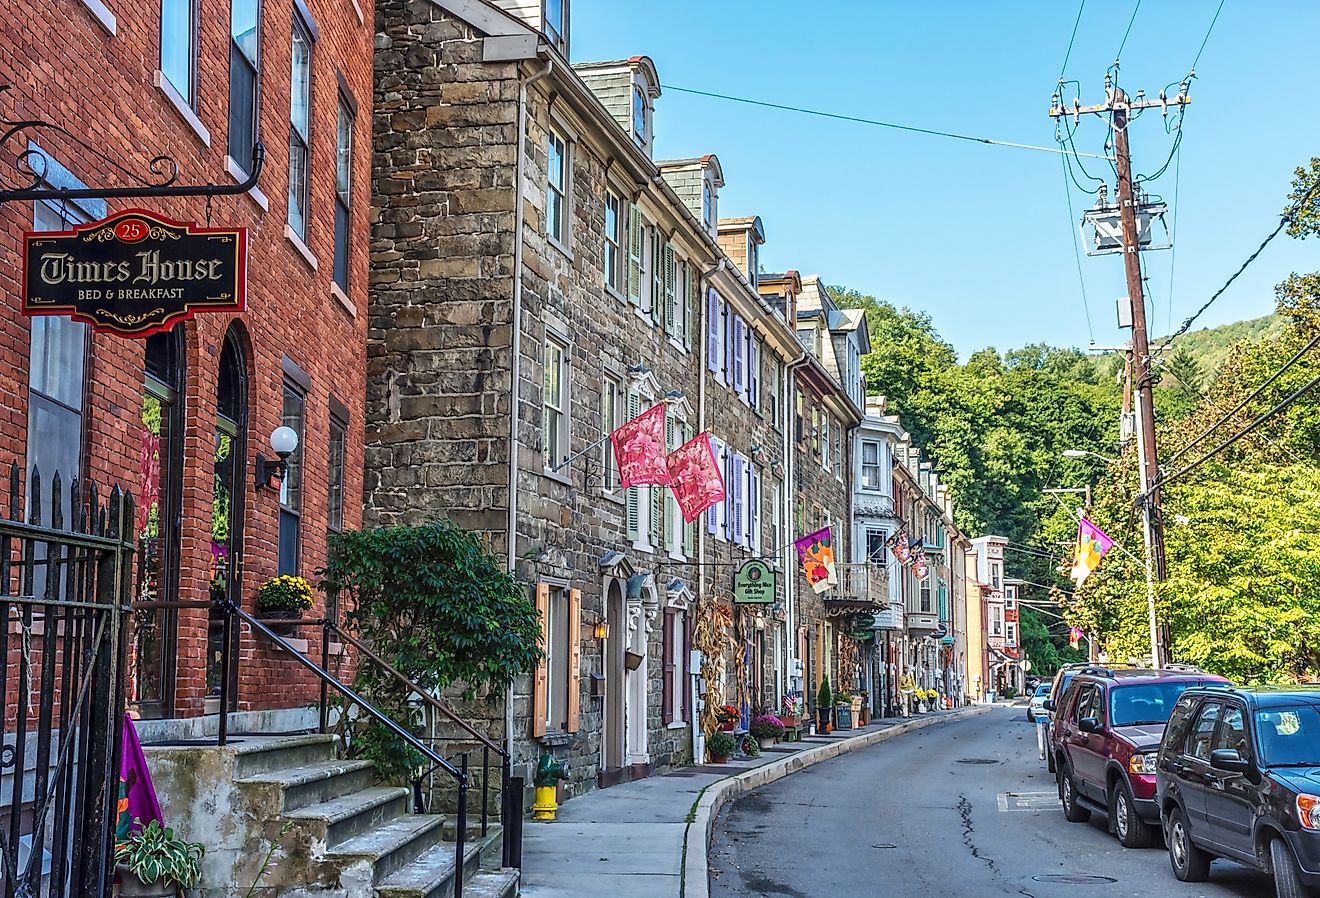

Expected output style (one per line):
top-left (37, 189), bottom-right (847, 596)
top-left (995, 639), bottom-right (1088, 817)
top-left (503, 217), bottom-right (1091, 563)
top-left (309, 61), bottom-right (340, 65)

top-left (369, 0), bottom-right (804, 794)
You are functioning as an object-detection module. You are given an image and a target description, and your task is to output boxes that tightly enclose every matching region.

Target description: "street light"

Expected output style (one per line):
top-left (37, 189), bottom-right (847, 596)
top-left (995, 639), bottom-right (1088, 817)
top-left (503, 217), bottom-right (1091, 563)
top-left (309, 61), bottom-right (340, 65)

top-left (1062, 449), bottom-right (1117, 463)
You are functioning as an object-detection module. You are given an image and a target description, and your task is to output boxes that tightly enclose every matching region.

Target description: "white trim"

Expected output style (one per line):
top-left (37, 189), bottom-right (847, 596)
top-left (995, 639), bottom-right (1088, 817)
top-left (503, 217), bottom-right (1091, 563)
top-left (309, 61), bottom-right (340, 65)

top-left (330, 282), bottom-right (356, 317)
top-left (224, 155), bottom-right (269, 211)
top-left (154, 70), bottom-right (210, 147)
top-left (78, 0), bottom-right (117, 35)
top-left (284, 223), bottom-right (319, 270)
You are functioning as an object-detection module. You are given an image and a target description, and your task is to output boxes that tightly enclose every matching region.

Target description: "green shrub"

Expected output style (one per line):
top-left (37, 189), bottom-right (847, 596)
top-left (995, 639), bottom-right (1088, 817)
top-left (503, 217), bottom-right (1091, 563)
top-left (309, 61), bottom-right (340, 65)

top-left (817, 674), bottom-right (831, 711)
top-left (707, 730), bottom-right (736, 757)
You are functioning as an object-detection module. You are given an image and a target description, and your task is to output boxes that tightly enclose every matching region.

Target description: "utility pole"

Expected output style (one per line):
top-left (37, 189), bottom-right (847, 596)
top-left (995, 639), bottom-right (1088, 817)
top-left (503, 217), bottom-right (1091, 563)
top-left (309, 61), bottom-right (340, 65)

top-left (1051, 76), bottom-right (1190, 669)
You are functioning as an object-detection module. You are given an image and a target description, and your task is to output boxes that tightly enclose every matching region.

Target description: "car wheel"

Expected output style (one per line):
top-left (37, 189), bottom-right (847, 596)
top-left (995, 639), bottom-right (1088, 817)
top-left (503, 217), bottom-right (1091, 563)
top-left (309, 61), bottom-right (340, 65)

top-left (1166, 806), bottom-right (1212, 882)
top-left (1059, 764), bottom-right (1091, 823)
top-left (1027, 709), bottom-right (1036, 722)
top-left (1270, 836), bottom-right (1314, 898)
top-left (1112, 780), bottom-right (1157, 848)
top-left (1047, 746), bottom-right (1056, 774)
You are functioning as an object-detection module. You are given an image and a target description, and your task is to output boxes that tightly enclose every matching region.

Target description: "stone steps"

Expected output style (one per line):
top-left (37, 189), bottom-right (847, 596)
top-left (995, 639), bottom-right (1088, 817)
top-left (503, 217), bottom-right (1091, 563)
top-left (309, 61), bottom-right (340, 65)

top-left (375, 829), bottom-right (511, 898)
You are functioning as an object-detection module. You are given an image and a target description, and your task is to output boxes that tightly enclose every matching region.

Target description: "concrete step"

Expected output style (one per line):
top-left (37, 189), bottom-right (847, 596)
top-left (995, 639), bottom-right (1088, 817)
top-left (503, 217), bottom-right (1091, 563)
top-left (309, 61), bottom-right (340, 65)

top-left (232, 733), bottom-right (338, 779)
top-left (239, 758), bottom-right (376, 812)
top-left (440, 816), bottom-right (503, 846)
top-left (373, 836), bottom-right (487, 898)
top-left (327, 812), bottom-right (448, 884)
top-left (284, 784), bottom-right (412, 848)
top-left (454, 868), bottom-right (519, 898)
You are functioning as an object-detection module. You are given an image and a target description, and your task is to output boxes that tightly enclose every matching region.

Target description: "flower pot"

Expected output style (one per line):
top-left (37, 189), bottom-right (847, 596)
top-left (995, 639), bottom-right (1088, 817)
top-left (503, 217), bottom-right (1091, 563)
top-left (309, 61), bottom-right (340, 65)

top-left (757, 736), bottom-right (774, 751)
top-left (115, 867), bottom-right (178, 898)
top-left (718, 721), bottom-right (735, 732)
top-left (817, 708), bottom-right (832, 732)
top-left (710, 753), bottom-right (730, 764)
top-left (781, 715), bottom-right (798, 727)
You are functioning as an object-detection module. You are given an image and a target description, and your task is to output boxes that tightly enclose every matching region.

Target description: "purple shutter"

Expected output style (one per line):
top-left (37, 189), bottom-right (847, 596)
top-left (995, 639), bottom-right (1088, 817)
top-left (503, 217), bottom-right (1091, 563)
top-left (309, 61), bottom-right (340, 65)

top-left (708, 439), bottom-right (721, 536)
top-left (707, 290), bottom-right (720, 373)
top-left (723, 304), bottom-right (733, 386)
top-left (732, 315), bottom-right (745, 393)
top-left (732, 454), bottom-right (744, 545)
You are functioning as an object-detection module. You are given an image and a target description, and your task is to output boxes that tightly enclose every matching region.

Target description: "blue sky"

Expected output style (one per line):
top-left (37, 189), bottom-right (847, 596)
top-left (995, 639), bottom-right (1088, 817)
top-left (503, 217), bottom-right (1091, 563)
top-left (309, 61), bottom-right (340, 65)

top-left (572, 1), bottom-right (1320, 358)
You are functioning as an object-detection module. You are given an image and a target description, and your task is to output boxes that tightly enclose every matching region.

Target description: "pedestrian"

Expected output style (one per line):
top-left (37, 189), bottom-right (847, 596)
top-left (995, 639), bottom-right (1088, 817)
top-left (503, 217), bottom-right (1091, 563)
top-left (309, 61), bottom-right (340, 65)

top-left (898, 671), bottom-right (916, 718)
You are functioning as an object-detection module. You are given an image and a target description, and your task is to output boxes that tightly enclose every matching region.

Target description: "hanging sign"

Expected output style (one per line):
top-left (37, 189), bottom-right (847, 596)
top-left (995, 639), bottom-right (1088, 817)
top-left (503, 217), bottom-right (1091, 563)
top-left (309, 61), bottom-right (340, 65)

top-left (23, 208), bottom-right (246, 338)
top-left (732, 559), bottom-right (776, 605)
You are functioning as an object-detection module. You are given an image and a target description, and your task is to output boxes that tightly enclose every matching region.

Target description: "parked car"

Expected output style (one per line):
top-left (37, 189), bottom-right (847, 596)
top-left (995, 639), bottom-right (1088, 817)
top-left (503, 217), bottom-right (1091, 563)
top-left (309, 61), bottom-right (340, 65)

top-left (1157, 685), bottom-right (1320, 896)
top-left (1028, 682), bottom-right (1051, 722)
top-left (1051, 666), bottom-right (1229, 848)
top-left (1042, 663), bottom-right (1091, 773)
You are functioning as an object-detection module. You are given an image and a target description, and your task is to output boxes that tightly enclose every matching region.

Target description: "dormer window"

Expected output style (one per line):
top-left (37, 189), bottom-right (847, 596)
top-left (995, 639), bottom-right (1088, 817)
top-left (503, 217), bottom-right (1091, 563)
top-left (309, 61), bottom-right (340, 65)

top-left (632, 83), bottom-right (649, 148)
top-left (544, 0), bottom-right (567, 54)
top-left (701, 180), bottom-right (713, 227)
top-left (746, 233), bottom-right (758, 288)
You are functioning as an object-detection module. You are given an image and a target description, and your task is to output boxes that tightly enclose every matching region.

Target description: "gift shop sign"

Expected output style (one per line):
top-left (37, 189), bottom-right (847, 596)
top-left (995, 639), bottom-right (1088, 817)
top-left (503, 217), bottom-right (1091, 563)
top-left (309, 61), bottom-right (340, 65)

top-left (23, 209), bottom-right (246, 337)
top-left (733, 560), bottom-right (776, 605)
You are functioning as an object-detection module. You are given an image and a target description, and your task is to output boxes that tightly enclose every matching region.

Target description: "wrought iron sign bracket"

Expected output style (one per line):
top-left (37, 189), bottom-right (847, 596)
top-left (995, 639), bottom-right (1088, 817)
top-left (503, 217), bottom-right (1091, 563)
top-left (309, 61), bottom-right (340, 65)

top-left (0, 89), bottom-right (265, 204)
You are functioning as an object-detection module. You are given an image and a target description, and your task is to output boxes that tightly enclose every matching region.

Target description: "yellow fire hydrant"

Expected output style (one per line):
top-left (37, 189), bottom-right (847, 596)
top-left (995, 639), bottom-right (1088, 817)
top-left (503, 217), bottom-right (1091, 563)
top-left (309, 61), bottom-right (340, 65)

top-left (531, 752), bottom-right (566, 822)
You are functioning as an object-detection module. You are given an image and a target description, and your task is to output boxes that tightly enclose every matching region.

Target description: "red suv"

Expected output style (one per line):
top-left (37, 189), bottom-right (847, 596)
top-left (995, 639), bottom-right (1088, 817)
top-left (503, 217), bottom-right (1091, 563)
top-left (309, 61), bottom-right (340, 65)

top-left (1051, 666), bottom-right (1229, 848)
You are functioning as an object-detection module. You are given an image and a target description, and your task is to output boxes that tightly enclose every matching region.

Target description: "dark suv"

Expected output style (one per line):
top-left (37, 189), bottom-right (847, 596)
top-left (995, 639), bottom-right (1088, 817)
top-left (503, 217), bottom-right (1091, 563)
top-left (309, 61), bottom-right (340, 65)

top-left (1051, 666), bottom-right (1229, 848)
top-left (1157, 686), bottom-right (1320, 896)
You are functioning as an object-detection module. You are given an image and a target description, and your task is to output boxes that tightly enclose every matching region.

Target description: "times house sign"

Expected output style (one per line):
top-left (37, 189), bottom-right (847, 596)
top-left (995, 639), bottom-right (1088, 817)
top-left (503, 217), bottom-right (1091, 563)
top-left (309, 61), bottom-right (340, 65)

top-left (22, 208), bottom-right (247, 337)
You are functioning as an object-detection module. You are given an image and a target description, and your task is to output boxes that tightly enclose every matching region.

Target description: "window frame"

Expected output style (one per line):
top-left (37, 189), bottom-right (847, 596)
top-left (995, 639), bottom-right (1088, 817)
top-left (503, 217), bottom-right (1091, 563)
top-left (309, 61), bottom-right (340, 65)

top-left (601, 372), bottom-right (622, 493)
top-left (278, 378), bottom-right (307, 575)
top-left (546, 126), bottom-right (571, 253)
top-left (861, 440), bottom-right (881, 491)
top-left (631, 82), bottom-right (648, 148)
top-left (542, 0), bottom-right (567, 55)
top-left (286, 9), bottom-right (314, 239)
top-left (160, 0), bottom-right (199, 108)
top-left (542, 333), bottom-right (570, 470)
top-left (227, 0), bottom-right (262, 168)
top-left (332, 90), bottom-right (355, 291)
top-left (1185, 701), bottom-right (1224, 762)
top-left (603, 190), bottom-right (624, 297)
top-left (327, 405), bottom-right (347, 534)
top-left (544, 584), bottom-right (571, 733)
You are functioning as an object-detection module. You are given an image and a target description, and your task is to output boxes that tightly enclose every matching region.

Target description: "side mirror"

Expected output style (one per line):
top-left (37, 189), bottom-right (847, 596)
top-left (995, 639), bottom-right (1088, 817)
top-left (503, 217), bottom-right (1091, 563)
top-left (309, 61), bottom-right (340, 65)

top-left (1079, 717), bottom-right (1102, 734)
top-left (1043, 699), bottom-right (1056, 712)
top-left (1209, 748), bottom-right (1251, 774)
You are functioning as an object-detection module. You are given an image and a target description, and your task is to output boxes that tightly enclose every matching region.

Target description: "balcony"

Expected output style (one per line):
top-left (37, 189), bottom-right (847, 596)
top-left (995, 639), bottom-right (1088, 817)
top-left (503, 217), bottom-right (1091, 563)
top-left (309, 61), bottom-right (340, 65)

top-left (821, 562), bottom-right (888, 618)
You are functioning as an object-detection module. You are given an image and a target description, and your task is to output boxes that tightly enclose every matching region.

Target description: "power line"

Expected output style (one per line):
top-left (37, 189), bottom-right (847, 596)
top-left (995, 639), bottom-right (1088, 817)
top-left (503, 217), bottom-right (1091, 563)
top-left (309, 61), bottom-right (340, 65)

top-left (1154, 373), bottom-right (1320, 493)
top-left (1152, 175), bottom-right (1320, 357)
top-left (1160, 333), bottom-right (1320, 470)
top-left (1061, 152), bottom-right (1096, 343)
top-left (666, 86), bottom-right (1111, 159)
top-left (1116, 0), bottom-right (1142, 60)
top-left (1058, 0), bottom-right (1086, 78)
top-left (1191, 0), bottom-right (1227, 71)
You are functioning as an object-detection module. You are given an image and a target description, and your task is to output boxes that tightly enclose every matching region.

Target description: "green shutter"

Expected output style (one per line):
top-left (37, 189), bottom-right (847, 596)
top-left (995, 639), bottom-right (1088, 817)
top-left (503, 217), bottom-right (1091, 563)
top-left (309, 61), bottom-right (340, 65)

top-left (684, 262), bottom-right (696, 351)
top-left (626, 205), bottom-right (642, 306)
top-left (650, 231), bottom-right (663, 327)
top-left (663, 245), bottom-right (676, 337)
top-left (625, 389), bottom-right (641, 539)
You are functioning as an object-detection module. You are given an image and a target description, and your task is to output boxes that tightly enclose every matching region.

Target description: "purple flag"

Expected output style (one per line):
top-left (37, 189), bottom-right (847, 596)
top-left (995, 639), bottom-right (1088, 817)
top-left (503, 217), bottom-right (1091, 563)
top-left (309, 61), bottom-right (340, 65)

top-left (116, 713), bottom-right (162, 843)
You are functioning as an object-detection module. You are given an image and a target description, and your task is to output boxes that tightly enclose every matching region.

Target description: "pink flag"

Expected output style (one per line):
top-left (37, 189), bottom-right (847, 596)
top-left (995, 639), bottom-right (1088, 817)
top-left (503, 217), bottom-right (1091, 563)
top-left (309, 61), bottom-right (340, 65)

top-left (666, 432), bottom-right (725, 522)
top-left (1070, 518), bottom-right (1115, 587)
top-left (611, 404), bottom-right (671, 489)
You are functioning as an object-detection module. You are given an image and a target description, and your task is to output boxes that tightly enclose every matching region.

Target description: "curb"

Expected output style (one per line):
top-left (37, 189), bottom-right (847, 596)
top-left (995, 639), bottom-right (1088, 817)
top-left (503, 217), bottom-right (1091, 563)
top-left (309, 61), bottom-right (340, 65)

top-left (679, 704), bottom-right (994, 898)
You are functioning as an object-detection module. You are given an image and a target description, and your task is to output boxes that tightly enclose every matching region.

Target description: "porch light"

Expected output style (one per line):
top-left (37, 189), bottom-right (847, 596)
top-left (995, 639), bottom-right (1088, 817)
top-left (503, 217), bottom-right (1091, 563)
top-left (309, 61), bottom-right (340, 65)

top-left (255, 426), bottom-right (300, 491)
top-left (594, 618), bottom-right (610, 641)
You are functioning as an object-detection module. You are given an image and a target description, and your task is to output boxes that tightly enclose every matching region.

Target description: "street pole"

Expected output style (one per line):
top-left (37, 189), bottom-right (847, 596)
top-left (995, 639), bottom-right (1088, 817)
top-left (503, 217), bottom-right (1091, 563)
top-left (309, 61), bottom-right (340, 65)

top-left (1112, 89), bottom-right (1166, 669)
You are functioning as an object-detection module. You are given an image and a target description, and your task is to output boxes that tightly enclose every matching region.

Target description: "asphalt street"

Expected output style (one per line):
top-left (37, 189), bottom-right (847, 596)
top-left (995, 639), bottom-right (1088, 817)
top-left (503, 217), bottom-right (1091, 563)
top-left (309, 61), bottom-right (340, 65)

top-left (709, 706), bottom-right (1277, 898)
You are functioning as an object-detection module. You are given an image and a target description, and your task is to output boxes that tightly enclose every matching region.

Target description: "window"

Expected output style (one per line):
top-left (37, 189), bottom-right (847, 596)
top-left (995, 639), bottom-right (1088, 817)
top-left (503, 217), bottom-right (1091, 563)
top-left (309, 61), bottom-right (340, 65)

top-left (1005, 622), bottom-right (1017, 646)
top-left (702, 179), bottom-right (713, 227)
top-left (547, 128), bottom-right (568, 248)
top-left (278, 381), bottom-right (306, 574)
top-left (795, 391), bottom-right (805, 444)
top-left (919, 577), bottom-right (931, 613)
top-left (746, 233), bottom-right (758, 288)
top-left (604, 192), bottom-right (623, 294)
top-left (601, 374), bottom-right (622, 492)
top-left (533, 584), bottom-right (580, 735)
top-left (748, 334), bottom-right (760, 409)
top-left (1186, 702), bottom-right (1222, 762)
top-left (650, 228), bottom-right (663, 321)
top-left (627, 205), bottom-right (644, 308)
top-left (769, 364), bottom-right (781, 430)
top-left (770, 481), bottom-right (782, 556)
top-left (866, 531), bottom-right (887, 565)
top-left (662, 610), bottom-right (687, 724)
top-left (821, 415), bottom-right (830, 470)
top-left (1256, 706), bottom-right (1320, 767)
top-left (333, 95), bottom-right (354, 290)
top-left (228, 0), bottom-right (260, 167)
top-left (1074, 685), bottom-right (1103, 724)
top-left (327, 412), bottom-right (346, 533)
top-left (543, 336), bottom-right (569, 468)
top-left (990, 604), bottom-right (1003, 636)
top-left (287, 12), bottom-right (312, 239)
top-left (990, 561), bottom-right (1002, 591)
top-left (543, 0), bottom-right (565, 53)
top-left (675, 258), bottom-right (690, 346)
top-left (631, 83), bottom-right (648, 148)
top-left (160, 0), bottom-right (197, 106)
top-left (861, 441), bottom-right (881, 490)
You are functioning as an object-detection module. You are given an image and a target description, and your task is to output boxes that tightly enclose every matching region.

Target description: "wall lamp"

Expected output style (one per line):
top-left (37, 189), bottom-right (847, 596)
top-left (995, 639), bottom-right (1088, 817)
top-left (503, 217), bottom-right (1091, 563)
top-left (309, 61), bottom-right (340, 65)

top-left (255, 426), bottom-right (300, 491)
top-left (594, 616), bottom-right (610, 640)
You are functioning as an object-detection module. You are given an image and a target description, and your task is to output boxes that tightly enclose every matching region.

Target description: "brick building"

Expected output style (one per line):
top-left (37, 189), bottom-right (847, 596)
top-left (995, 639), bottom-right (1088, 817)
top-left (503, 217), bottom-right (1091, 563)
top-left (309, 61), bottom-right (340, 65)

top-left (0, 0), bottom-right (371, 725)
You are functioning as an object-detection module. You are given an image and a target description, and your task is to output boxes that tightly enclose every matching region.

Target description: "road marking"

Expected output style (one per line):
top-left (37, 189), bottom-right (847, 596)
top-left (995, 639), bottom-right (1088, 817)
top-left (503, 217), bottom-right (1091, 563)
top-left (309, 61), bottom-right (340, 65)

top-left (997, 791), bottom-right (1057, 812)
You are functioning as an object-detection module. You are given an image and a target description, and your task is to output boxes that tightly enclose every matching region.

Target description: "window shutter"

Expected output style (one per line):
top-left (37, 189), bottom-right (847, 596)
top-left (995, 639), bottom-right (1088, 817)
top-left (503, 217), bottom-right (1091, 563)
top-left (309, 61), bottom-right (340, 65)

top-left (626, 205), bottom-right (642, 306)
top-left (708, 437), bottom-right (721, 537)
top-left (625, 391), bottom-right (641, 540)
top-left (531, 583), bottom-right (550, 738)
top-left (650, 231), bottom-right (663, 326)
top-left (650, 483), bottom-right (662, 549)
top-left (751, 469), bottom-right (760, 552)
top-left (706, 291), bottom-right (720, 373)
top-left (749, 337), bottom-right (760, 408)
top-left (661, 612), bottom-right (675, 724)
top-left (732, 454), bottom-right (744, 545)
top-left (732, 315), bottom-right (745, 394)
top-left (664, 415), bottom-right (676, 552)
top-left (567, 588), bottom-right (582, 732)
top-left (663, 245), bottom-right (676, 336)
top-left (722, 304), bottom-right (733, 386)
top-left (684, 265), bottom-right (696, 351)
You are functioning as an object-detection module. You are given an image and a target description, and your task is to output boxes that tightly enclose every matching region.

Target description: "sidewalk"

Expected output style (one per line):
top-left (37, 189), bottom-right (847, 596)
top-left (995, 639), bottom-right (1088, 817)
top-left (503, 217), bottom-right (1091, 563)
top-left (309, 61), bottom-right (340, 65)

top-left (518, 705), bottom-right (992, 898)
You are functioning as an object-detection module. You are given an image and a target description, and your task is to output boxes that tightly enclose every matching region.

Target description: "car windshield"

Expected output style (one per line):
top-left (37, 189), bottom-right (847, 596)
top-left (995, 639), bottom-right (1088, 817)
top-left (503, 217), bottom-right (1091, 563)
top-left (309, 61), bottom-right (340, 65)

top-left (1109, 682), bottom-right (1191, 727)
top-left (1034, 684), bottom-right (1051, 697)
top-left (1257, 706), bottom-right (1320, 767)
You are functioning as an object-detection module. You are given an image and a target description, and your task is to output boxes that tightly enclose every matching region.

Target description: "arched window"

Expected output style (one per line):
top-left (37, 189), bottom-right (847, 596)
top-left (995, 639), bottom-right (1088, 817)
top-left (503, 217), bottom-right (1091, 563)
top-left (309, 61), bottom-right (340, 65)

top-left (134, 325), bottom-right (186, 717)
top-left (209, 324), bottom-right (248, 706)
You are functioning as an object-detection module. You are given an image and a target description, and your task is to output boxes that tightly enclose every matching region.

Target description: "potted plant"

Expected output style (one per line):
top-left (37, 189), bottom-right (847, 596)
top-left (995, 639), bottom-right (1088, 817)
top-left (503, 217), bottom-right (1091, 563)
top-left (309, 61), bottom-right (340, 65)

top-left (856, 690), bottom-right (869, 726)
top-left (707, 730), bottom-right (736, 763)
top-left (115, 820), bottom-right (204, 897)
top-left (781, 693), bottom-right (804, 727)
top-left (749, 714), bottom-right (786, 750)
top-left (254, 574), bottom-right (314, 621)
top-left (816, 676), bottom-right (833, 734)
top-left (738, 733), bottom-right (760, 758)
top-left (715, 704), bottom-right (740, 732)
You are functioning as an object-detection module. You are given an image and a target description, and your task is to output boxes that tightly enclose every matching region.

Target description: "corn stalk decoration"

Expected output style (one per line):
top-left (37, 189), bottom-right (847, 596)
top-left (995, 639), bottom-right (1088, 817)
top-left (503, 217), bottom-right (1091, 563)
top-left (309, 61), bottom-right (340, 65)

top-left (694, 593), bottom-right (734, 736)
top-left (838, 631), bottom-right (858, 693)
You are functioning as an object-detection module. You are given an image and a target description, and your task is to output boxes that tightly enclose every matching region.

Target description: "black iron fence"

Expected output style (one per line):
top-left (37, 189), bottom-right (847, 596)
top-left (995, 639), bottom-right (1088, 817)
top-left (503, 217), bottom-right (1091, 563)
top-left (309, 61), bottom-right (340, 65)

top-left (0, 463), bottom-right (135, 898)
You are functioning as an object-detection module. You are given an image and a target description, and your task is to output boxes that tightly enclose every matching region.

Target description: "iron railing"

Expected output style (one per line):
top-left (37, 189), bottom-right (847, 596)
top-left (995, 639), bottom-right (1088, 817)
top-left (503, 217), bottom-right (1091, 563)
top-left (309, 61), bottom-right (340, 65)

top-left (0, 463), bottom-right (135, 898)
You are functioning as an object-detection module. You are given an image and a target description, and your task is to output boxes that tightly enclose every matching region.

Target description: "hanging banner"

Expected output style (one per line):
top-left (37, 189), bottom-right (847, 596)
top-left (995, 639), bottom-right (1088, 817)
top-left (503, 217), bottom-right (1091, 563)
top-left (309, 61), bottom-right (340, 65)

top-left (23, 208), bottom-right (246, 338)
top-left (610, 403), bottom-right (671, 488)
top-left (666, 431), bottom-right (725, 522)
top-left (732, 559), bottom-right (776, 604)
top-left (794, 527), bottom-right (837, 594)
top-left (1070, 518), bottom-right (1114, 587)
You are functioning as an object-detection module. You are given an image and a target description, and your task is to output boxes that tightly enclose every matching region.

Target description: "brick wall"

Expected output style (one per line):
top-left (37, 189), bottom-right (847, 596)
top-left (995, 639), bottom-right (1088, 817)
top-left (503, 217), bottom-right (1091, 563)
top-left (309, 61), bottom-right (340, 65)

top-left (0, 0), bottom-right (371, 718)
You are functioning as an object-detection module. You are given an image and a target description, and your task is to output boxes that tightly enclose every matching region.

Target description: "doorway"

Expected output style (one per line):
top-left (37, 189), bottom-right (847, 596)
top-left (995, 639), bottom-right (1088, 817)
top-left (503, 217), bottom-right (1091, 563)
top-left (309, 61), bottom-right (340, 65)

top-left (207, 326), bottom-right (247, 713)
top-left (601, 578), bottom-right (626, 786)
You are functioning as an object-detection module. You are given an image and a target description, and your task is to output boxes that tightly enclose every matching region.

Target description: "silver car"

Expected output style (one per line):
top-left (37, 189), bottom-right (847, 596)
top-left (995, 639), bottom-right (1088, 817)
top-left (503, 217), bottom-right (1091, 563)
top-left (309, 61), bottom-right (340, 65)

top-left (1027, 682), bottom-right (1051, 722)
